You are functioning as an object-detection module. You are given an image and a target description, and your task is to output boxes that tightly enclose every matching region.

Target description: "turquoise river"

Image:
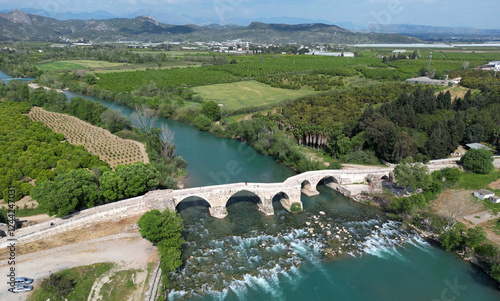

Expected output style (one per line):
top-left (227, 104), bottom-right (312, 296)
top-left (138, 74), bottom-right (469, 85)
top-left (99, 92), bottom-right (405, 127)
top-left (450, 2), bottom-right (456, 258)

top-left (2, 71), bottom-right (500, 301)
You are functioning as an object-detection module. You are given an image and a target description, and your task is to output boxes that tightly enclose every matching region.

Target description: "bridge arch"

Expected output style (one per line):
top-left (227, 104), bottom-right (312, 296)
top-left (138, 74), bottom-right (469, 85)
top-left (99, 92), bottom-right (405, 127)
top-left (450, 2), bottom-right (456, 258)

top-left (174, 195), bottom-right (211, 214)
top-left (315, 175), bottom-right (339, 190)
top-left (226, 190), bottom-right (263, 210)
top-left (273, 190), bottom-right (302, 212)
top-left (301, 180), bottom-right (312, 191)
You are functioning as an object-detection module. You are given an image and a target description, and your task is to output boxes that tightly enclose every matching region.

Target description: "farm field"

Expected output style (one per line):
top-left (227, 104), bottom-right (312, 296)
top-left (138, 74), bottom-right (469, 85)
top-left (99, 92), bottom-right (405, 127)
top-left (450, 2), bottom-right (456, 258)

top-left (94, 61), bottom-right (202, 74)
top-left (36, 60), bottom-right (127, 71)
top-left (95, 53), bottom-right (495, 93)
top-left (192, 80), bottom-right (317, 111)
top-left (29, 107), bottom-right (149, 168)
top-left (435, 85), bottom-right (480, 99)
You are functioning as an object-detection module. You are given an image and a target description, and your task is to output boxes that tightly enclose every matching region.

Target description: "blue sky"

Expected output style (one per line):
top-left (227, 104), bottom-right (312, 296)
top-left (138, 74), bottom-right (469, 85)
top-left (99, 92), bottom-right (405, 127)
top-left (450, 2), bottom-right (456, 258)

top-left (0, 0), bottom-right (498, 28)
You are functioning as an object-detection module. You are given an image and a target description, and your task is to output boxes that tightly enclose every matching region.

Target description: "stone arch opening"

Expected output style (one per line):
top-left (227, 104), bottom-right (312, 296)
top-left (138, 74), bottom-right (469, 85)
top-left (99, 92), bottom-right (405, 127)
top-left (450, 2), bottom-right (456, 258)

top-left (226, 190), bottom-right (262, 212)
top-left (316, 176), bottom-right (339, 189)
top-left (381, 175), bottom-right (390, 181)
top-left (301, 180), bottom-right (312, 191)
top-left (175, 195), bottom-right (211, 214)
top-left (272, 191), bottom-right (290, 204)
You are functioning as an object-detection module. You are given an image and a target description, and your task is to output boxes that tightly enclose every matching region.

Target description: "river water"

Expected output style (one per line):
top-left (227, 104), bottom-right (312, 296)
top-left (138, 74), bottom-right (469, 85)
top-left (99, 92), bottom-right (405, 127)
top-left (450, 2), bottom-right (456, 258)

top-left (3, 70), bottom-right (499, 300)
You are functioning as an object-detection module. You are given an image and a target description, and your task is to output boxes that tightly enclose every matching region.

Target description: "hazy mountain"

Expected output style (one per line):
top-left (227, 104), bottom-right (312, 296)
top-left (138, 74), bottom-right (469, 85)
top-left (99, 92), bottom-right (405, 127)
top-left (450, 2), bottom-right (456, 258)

top-left (0, 8), bottom-right (118, 20)
top-left (373, 24), bottom-right (500, 38)
top-left (0, 9), bottom-right (420, 44)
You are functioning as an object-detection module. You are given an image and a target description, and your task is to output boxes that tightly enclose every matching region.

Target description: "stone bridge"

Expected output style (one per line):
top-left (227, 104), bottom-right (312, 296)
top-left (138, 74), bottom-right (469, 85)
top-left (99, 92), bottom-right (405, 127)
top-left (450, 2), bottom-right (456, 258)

top-left (145, 168), bottom-right (393, 218)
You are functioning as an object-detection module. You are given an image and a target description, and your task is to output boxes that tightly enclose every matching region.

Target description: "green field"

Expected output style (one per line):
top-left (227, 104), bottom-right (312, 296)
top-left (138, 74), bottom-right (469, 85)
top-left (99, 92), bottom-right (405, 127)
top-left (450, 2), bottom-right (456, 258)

top-left (29, 262), bottom-right (114, 301)
top-left (192, 80), bottom-right (317, 111)
top-left (36, 60), bottom-right (127, 71)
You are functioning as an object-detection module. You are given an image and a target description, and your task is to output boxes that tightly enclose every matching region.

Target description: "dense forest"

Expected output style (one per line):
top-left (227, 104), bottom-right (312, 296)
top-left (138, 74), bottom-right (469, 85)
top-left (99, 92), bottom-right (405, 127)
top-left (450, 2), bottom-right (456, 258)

top-left (264, 70), bottom-right (500, 163)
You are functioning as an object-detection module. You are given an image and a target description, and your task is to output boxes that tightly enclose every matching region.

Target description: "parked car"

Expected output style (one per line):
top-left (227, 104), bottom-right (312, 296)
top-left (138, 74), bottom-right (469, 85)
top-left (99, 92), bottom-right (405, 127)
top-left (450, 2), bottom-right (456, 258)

top-left (14, 277), bottom-right (33, 285)
top-left (12, 285), bottom-right (33, 293)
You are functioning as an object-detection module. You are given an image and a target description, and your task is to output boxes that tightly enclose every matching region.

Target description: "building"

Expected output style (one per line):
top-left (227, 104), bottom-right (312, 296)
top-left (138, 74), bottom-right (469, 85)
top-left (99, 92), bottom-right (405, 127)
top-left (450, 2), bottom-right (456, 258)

top-left (406, 76), bottom-right (446, 85)
top-left (406, 76), bottom-right (461, 86)
top-left (305, 51), bottom-right (354, 57)
top-left (490, 195), bottom-right (500, 204)
top-left (478, 61), bottom-right (500, 71)
top-left (466, 143), bottom-right (493, 151)
top-left (474, 189), bottom-right (495, 200)
top-left (392, 49), bottom-right (407, 53)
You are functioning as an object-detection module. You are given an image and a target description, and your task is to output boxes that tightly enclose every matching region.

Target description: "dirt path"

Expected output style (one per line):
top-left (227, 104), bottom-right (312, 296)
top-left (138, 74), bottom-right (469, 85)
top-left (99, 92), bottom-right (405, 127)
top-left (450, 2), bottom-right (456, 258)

top-left (88, 267), bottom-right (115, 301)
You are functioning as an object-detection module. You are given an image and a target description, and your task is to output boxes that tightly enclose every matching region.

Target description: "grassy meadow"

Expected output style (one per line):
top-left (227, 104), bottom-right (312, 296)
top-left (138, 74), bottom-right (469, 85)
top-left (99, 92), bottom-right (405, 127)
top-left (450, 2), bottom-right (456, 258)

top-left (192, 80), bottom-right (317, 111)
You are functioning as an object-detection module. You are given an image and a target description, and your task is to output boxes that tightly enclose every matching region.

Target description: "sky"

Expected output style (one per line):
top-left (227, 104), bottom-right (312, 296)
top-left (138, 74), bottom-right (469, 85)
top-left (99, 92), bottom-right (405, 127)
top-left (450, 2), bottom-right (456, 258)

top-left (0, 0), bottom-right (498, 29)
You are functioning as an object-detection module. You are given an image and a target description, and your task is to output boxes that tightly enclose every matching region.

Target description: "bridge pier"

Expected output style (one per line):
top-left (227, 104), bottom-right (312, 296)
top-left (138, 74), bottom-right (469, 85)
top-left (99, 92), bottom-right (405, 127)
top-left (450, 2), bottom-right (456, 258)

top-left (257, 196), bottom-right (274, 216)
top-left (301, 187), bottom-right (319, 196)
top-left (279, 190), bottom-right (303, 213)
top-left (209, 206), bottom-right (228, 219)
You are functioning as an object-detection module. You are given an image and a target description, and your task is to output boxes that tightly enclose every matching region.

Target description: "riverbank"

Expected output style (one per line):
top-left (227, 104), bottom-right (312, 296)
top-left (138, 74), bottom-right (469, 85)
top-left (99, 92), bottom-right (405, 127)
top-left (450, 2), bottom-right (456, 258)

top-left (409, 222), bottom-right (500, 287)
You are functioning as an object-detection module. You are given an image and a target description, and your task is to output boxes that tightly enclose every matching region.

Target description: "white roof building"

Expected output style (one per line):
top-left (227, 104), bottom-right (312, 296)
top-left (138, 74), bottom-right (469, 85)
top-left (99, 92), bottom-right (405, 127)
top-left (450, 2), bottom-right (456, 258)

top-left (474, 189), bottom-right (495, 200)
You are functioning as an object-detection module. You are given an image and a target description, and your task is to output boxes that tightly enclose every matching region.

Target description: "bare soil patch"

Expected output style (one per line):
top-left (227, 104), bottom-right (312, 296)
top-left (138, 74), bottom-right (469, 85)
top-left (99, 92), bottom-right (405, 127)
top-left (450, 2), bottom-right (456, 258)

top-left (29, 107), bottom-right (148, 168)
top-left (489, 178), bottom-right (500, 190)
top-left (432, 189), bottom-right (484, 218)
top-left (0, 215), bottom-right (141, 259)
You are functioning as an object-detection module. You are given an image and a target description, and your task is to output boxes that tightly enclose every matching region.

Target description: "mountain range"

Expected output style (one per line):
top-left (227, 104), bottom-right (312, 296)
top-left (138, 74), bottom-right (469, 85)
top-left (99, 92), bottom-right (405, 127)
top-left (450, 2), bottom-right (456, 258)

top-left (0, 9), bottom-right (420, 44)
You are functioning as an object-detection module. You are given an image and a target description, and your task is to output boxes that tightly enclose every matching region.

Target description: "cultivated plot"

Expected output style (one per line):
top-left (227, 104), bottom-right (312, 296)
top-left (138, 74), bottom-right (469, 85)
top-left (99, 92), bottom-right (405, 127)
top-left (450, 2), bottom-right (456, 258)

top-left (36, 60), bottom-right (127, 71)
top-left (29, 107), bottom-right (148, 168)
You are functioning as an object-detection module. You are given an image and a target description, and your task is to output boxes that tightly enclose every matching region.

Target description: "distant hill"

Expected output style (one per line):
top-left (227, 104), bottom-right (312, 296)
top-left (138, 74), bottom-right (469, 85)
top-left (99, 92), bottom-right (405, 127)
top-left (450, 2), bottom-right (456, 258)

top-left (0, 9), bottom-right (420, 44)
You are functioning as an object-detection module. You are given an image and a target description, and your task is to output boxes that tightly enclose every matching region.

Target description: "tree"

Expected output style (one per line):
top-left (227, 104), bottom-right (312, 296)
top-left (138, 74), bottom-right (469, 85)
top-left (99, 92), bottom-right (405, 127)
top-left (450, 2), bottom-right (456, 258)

top-left (330, 134), bottom-right (352, 158)
top-left (463, 124), bottom-right (484, 144)
top-left (100, 109), bottom-right (131, 133)
top-left (394, 157), bottom-right (432, 193)
top-left (138, 208), bottom-right (184, 287)
top-left (99, 162), bottom-right (160, 203)
top-left (464, 226), bottom-right (487, 250)
top-left (201, 100), bottom-right (221, 121)
top-left (392, 131), bottom-right (416, 163)
top-left (31, 169), bottom-right (100, 217)
top-left (437, 190), bottom-right (482, 229)
top-left (138, 209), bottom-right (184, 245)
top-left (19, 84), bottom-right (29, 101)
top-left (45, 273), bottom-right (75, 297)
top-left (461, 148), bottom-right (494, 174)
top-left (130, 104), bottom-right (158, 132)
top-left (159, 123), bottom-right (176, 160)
top-left (440, 224), bottom-right (464, 251)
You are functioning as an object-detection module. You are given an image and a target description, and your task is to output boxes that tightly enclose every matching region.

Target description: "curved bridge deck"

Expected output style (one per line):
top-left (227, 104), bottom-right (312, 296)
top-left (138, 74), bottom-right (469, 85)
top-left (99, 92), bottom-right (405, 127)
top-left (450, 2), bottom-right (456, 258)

top-left (145, 168), bottom-right (393, 218)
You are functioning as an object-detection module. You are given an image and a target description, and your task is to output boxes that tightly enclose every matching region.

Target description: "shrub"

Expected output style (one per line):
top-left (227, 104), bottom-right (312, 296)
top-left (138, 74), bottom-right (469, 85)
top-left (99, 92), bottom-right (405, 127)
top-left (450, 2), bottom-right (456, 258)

top-left (441, 167), bottom-right (462, 183)
top-left (290, 202), bottom-right (302, 213)
top-left (461, 148), bottom-right (494, 174)
top-left (192, 114), bottom-right (213, 131)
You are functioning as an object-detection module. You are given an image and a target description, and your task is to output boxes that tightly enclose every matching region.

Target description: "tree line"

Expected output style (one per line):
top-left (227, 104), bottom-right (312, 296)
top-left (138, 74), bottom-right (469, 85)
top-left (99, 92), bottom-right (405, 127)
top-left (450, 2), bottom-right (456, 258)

top-left (267, 72), bottom-right (499, 164)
